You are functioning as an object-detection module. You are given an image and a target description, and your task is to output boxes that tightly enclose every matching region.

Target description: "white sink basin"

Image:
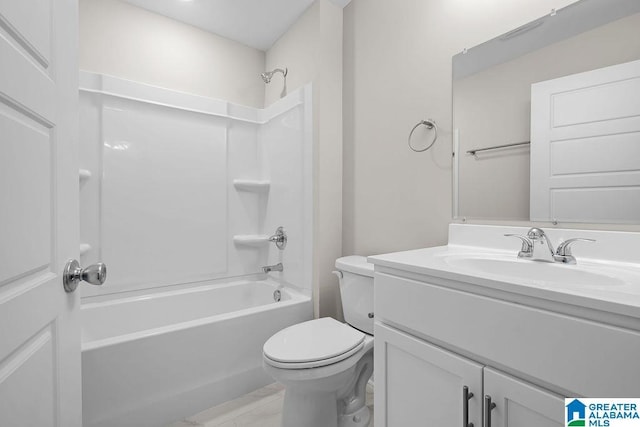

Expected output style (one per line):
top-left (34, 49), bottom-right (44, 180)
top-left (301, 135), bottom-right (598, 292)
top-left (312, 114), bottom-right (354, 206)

top-left (368, 225), bottom-right (640, 320)
top-left (441, 254), bottom-right (626, 288)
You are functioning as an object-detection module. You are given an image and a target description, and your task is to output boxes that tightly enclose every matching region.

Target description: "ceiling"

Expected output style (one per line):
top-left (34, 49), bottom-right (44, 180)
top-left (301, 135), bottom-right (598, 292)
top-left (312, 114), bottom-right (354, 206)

top-left (122, 0), bottom-right (351, 51)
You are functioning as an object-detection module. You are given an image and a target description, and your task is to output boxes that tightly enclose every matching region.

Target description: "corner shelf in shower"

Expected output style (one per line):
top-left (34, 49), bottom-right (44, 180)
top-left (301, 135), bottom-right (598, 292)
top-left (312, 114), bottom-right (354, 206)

top-left (79, 169), bottom-right (92, 182)
top-left (233, 179), bottom-right (270, 193)
top-left (233, 234), bottom-right (270, 247)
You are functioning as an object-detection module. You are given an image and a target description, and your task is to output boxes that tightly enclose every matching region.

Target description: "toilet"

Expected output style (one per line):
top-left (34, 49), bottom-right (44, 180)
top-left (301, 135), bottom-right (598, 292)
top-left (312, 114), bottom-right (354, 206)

top-left (262, 256), bottom-right (375, 427)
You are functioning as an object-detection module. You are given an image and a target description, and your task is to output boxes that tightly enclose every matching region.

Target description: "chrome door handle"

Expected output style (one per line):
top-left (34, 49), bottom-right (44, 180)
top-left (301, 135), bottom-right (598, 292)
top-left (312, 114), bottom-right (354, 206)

top-left (63, 259), bottom-right (107, 292)
top-left (463, 386), bottom-right (474, 427)
top-left (484, 395), bottom-right (496, 427)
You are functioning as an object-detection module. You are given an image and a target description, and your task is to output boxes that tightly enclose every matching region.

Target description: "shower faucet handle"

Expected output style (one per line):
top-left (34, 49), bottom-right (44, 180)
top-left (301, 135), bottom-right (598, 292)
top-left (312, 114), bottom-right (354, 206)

top-left (268, 226), bottom-right (287, 250)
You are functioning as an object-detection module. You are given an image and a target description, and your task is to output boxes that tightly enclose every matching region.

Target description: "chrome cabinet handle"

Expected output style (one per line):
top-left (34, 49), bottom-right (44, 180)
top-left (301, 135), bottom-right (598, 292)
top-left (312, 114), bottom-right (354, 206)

top-left (63, 259), bottom-right (107, 292)
top-left (463, 386), bottom-right (474, 427)
top-left (484, 395), bottom-right (497, 427)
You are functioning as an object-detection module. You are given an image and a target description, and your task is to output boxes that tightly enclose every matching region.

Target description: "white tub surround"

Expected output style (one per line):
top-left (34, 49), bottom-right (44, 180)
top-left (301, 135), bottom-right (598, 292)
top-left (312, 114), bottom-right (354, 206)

top-left (82, 280), bottom-right (311, 427)
top-left (369, 224), bottom-right (640, 427)
top-left (79, 71), bottom-right (313, 297)
top-left (78, 73), bottom-right (314, 427)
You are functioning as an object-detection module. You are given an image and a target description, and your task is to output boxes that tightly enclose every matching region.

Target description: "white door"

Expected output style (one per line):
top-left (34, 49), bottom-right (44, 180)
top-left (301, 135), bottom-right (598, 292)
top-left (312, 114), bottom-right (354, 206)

top-left (530, 59), bottom-right (640, 223)
top-left (0, 1), bottom-right (82, 426)
top-left (374, 323), bottom-right (483, 427)
top-left (483, 368), bottom-right (564, 427)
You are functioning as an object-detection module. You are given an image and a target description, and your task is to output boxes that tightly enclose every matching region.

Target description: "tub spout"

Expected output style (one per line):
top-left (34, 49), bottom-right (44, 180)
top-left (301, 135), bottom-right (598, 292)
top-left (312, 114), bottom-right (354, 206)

top-left (263, 263), bottom-right (283, 273)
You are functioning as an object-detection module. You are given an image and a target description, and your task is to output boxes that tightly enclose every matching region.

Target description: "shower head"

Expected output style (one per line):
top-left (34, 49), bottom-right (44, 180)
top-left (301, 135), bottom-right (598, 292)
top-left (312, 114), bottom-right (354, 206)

top-left (261, 71), bottom-right (273, 83)
top-left (261, 67), bottom-right (288, 84)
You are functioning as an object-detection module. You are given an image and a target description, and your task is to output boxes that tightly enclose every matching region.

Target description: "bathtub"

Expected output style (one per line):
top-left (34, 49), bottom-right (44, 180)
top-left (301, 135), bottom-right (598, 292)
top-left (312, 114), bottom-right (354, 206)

top-left (81, 279), bottom-right (312, 427)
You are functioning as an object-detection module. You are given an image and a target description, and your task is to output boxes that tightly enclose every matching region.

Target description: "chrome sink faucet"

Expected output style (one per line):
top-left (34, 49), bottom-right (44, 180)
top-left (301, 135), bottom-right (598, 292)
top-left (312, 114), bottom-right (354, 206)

top-left (526, 227), bottom-right (556, 262)
top-left (505, 228), bottom-right (595, 265)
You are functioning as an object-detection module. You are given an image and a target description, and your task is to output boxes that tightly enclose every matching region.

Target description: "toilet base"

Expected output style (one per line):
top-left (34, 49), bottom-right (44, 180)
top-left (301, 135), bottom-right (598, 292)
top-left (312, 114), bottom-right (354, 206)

top-left (274, 347), bottom-right (373, 427)
top-left (281, 388), bottom-right (339, 427)
top-left (338, 405), bottom-right (370, 427)
top-left (280, 389), bottom-right (371, 427)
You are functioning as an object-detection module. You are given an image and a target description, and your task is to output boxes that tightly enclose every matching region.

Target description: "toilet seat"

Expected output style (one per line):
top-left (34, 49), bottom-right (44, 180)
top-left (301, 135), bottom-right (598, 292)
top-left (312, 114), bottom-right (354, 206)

top-left (263, 317), bottom-right (365, 369)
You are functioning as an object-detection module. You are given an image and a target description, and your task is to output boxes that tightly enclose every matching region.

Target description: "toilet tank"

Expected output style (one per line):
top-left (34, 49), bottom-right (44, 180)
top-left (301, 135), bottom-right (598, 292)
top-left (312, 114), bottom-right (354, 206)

top-left (335, 256), bottom-right (374, 335)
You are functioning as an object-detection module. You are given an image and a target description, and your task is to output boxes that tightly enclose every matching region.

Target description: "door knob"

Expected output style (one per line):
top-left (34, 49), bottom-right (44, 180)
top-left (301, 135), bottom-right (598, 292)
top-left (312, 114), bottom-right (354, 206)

top-left (63, 259), bottom-right (107, 292)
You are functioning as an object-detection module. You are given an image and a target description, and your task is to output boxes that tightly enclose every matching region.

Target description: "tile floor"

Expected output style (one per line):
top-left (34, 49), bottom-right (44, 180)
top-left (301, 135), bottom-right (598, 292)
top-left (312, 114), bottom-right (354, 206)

top-left (169, 382), bottom-right (374, 427)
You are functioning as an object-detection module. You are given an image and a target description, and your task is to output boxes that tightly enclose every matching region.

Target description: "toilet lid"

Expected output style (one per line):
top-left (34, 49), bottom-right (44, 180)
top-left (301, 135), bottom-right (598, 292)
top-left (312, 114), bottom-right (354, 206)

top-left (263, 317), bottom-right (365, 366)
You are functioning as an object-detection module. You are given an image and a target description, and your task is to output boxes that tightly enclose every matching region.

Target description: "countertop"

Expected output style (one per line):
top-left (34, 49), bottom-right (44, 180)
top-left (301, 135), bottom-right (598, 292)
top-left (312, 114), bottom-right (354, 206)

top-left (369, 244), bottom-right (640, 322)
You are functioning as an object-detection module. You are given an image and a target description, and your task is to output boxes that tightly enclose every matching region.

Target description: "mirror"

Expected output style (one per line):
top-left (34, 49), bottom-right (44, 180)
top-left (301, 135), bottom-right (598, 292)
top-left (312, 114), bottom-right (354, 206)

top-left (453, 0), bottom-right (640, 224)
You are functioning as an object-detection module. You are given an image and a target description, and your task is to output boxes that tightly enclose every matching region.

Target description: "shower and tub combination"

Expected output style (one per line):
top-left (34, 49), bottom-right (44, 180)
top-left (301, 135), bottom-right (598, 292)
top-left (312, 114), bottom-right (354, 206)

top-left (78, 71), bottom-right (313, 427)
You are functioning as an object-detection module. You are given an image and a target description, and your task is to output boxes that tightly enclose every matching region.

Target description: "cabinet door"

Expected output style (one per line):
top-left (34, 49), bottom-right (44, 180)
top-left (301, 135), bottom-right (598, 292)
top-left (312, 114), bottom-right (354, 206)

top-left (484, 368), bottom-right (564, 427)
top-left (375, 323), bottom-right (483, 427)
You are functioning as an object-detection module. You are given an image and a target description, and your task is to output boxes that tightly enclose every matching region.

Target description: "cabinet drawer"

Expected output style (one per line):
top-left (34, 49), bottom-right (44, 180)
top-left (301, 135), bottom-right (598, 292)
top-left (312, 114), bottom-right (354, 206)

top-left (375, 272), bottom-right (640, 396)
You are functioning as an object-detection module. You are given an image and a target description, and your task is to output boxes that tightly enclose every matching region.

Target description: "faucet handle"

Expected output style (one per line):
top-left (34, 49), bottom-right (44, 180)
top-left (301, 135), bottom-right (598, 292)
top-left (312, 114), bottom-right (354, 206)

top-left (555, 238), bottom-right (595, 257)
top-left (504, 234), bottom-right (533, 258)
top-left (268, 226), bottom-right (287, 250)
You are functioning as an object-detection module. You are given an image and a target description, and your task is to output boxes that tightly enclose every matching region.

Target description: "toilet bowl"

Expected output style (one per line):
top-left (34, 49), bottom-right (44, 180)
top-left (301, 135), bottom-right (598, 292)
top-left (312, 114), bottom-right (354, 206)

top-left (262, 256), bottom-right (374, 427)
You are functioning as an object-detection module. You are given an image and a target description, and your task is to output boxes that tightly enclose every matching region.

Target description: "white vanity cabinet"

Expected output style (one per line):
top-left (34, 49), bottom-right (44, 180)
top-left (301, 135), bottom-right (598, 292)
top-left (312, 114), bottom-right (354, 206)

top-left (375, 323), bottom-right (483, 426)
top-left (375, 321), bottom-right (563, 427)
top-left (483, 368), bottom-right (563, 427)
top-left (372, 268), bottom-right (640, 427)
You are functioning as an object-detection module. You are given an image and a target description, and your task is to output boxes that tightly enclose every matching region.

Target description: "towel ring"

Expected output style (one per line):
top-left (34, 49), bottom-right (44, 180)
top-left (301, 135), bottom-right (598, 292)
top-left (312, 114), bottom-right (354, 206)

top-left (408, 119), bottom-right (438, 152)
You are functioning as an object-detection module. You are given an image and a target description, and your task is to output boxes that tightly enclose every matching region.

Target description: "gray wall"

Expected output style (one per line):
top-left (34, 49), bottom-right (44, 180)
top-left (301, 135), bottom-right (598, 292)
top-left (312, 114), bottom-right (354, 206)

top-left (265, 1), bottom-right (345, 319)
top-left (80, 0), bottom-right (266, 108)
top-left (342, 0), bottom-right (581, 256)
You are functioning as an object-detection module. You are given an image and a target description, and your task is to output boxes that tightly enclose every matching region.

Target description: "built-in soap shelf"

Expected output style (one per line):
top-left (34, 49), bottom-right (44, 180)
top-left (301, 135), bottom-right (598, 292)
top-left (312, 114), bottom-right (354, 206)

top-left (79, 169), bottom-right (92, 182)
top-left (80, 243), bottom-right (92, 255)
top-left (233, 234), bottom-right (270, 247)
top-left (233, 179), bottom-right (270, 193)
